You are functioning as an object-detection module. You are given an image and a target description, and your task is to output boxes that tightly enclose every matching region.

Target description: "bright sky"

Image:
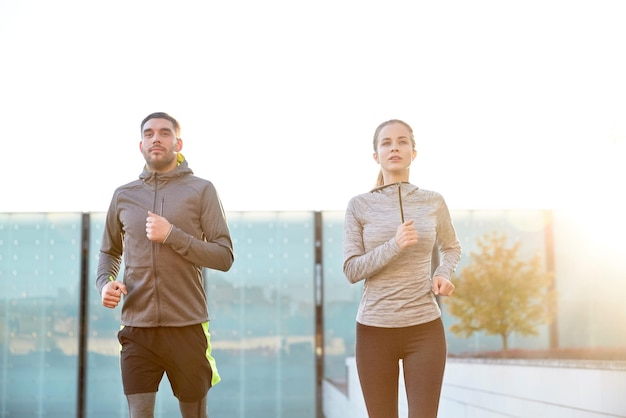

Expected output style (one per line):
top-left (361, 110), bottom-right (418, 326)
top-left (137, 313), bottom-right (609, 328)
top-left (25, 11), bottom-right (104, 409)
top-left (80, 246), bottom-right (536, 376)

top-left (1, 0), bottom-right (625, 213)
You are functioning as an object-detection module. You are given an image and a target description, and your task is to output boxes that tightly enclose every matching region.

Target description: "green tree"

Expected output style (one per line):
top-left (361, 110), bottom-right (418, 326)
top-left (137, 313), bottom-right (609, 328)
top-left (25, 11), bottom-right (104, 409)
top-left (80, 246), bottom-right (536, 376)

top-left (445, 231), bottom-right (556, 351)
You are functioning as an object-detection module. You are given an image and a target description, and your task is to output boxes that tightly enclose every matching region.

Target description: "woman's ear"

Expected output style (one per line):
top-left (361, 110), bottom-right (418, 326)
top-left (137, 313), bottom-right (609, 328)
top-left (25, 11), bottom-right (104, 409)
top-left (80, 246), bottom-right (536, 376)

top-left (373, 152), bottom-right (380, 164)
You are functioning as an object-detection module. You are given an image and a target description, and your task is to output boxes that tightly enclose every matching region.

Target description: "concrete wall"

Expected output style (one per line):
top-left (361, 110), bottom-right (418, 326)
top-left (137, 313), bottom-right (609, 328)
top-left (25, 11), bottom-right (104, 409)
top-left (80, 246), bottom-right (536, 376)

top-left (323, 357), bottom-right (626, 418)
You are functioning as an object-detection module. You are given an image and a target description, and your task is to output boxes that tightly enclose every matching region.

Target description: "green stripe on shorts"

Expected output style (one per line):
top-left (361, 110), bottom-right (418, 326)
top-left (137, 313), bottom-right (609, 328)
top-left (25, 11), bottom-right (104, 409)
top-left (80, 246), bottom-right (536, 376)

top-left (201, 321), bottom-right (221, 386)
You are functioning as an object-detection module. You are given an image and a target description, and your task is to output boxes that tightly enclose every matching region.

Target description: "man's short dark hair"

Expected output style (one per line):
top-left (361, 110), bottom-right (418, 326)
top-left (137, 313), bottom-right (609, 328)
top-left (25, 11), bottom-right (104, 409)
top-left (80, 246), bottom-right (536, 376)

top-left (141, 112), bottom-right (181, 137)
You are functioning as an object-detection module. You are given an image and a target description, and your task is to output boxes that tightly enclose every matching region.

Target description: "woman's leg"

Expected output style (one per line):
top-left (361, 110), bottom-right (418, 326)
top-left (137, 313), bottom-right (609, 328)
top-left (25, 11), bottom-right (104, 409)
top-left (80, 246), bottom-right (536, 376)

top-left (401, 318), bottom-right (447, 418)
top-left (356, 323), bottom-right (401, 418)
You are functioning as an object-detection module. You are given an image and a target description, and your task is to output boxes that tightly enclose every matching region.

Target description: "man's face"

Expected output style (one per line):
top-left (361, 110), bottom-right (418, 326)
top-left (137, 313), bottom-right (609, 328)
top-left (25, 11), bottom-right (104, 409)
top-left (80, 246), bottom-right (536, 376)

top-left (139, 118), bottom-right (182, 173)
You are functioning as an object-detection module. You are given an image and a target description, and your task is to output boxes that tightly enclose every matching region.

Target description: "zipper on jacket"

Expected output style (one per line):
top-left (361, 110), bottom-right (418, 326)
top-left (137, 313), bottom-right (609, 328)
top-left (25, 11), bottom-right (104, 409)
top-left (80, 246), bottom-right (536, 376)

top-left (152, 173), bottom-right (161, 324)
top-left (152, 173), bottom-right (159, 214)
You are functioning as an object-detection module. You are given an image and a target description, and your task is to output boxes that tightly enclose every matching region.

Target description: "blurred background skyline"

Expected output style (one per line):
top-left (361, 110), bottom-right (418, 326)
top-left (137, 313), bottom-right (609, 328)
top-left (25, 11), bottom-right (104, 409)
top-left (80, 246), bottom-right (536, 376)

top-left (1, 0), bottom-right (625, 215)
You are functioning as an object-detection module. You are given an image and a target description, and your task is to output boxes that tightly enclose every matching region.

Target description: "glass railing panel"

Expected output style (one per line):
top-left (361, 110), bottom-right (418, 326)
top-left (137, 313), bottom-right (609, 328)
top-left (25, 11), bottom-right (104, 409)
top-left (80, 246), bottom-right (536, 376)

top-left (206, 211), bottom-right (316, 418)
top-left (0, 213), bottom-right (82, 417)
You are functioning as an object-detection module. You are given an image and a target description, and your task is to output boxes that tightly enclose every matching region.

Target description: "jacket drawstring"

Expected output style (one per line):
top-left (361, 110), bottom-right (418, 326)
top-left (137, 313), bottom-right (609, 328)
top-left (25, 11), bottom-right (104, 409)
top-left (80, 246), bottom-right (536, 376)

top-left (398, 182), bottom-right (405, 223)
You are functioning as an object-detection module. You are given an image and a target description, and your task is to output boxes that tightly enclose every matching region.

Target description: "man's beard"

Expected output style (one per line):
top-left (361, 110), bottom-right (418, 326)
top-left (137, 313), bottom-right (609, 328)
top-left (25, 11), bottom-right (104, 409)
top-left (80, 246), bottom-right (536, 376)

top-left (145, 154), bottom-right (176, 172)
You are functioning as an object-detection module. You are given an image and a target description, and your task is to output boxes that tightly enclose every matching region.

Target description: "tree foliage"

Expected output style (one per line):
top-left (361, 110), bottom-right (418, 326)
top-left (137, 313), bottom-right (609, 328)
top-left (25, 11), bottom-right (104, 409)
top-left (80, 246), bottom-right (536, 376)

top-left (444, 231), bottom-right (556, 351)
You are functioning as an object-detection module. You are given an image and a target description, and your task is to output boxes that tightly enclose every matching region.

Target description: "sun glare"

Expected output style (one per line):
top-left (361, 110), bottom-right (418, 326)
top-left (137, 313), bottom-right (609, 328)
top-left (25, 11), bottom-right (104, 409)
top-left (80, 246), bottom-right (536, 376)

top-left (557, 138), bottom-right (626, 253)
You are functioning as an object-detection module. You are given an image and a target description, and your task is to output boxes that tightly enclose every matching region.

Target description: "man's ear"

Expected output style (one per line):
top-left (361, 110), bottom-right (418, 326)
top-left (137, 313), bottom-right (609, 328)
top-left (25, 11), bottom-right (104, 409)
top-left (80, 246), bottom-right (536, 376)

top-left (176, 138), bottom-right (183, 152)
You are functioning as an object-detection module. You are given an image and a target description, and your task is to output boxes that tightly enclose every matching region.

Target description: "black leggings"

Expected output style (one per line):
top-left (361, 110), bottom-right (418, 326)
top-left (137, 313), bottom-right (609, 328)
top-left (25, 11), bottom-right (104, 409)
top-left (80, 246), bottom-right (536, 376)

top-left (355, 319), bottom-right (447, 418)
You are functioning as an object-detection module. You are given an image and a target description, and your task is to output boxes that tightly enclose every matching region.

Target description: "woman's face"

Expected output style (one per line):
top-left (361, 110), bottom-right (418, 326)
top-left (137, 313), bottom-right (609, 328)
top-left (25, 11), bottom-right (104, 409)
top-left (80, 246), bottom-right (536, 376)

top-left (373, 122), bottom-right (416, 174)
